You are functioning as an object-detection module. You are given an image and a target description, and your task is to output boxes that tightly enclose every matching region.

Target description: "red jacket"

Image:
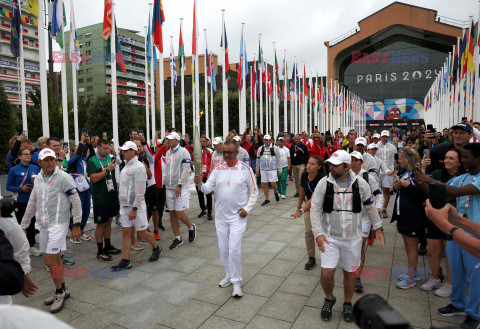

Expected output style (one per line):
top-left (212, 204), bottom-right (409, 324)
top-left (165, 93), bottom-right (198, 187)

top-left (309, 141), bottom-right (323, 158)
top-left (322, 146), bottom-right (337, 159)
top-left (149, 145), bottom-right (168, 188)
top-left (242, 131), bottom-right (253, 151)
top-left (199, 148), bottom-right (213, 178)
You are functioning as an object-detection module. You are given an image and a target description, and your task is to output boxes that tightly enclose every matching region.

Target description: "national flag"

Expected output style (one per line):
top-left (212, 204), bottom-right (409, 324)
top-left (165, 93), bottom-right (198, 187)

top-left (303, 64), bottom-right (307, 96)
top-left (253, 55), bottom-right (258, 98)
top-left (102, 0), bottom-right (112, 40)
top-left (237, 58), bottom-right (242, 90)
top-left (258, 39), bottom-right (263, 71)
top-left (220, 23), bottom-right (229, 73)
top-left (152, 0), bottom-right (165, 53)
top-left (25, 0), bottom-right (38, 17)
top-left (69, 3), bottom-right (80, 70)
top-left (240, 31), bottom-right (248, 76)
top-left (207, 51), bottom-right (212, 84)
top-left (192, 0), bottom-right (198, 56)
top-left (106, 23), bottom-right (127, 74)
top-left (10, 0), bottom-right (21, 58)
top-left (452, 44), bottom-right (459, 83)
top-left (460, 29), bottom-right (468, 78)
top-left (466, 21), bottom-right (476, 73)
top-left (178, 23), bottom-right (185, 74)
top-left (147, 12), bottom-right (157, 71)
top-left (51, 0), bottom-right (66, 49)
top-left (170, 42), bottom-right (177, 86)
top-left (274, 51), bottom-right (279, 83)
top-left (210, 54), bottom-right (217, 91)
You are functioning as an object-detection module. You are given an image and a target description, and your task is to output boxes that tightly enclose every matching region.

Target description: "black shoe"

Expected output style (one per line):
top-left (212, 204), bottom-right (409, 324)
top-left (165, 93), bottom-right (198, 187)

top-left (261, 200), bottom-right (270, 206)
top-left (438, 304), bottom-right (466, 317)
top-left (111, 259), bottom-right (132, 272)
top-left (169, 238), bottom-right (184, 250)
top-left (105, 245), bottom-right (122, 255)
top-left (343, 303), bottom-right (353, 322)
top-left (149, 247), bottom-right (162, 262)
top-left (197, 211), bottom-right (206, 218)
top-left (461, 316), bottom-right (480, 329)
top-left (304, 257), bottom-right (316, 270)
top-left (159, 224), bottom-right (166, 231)
top-left (418, 243), bottom-right (427, 256)
top-left (275, 193), bottom-right (280, 202)
top-left (355, 278), bottom-right (363, 293)
top-left (96, 252), bottom-right (113, 261)
top-left (294, 193), bottom-right (299, 197)
top-left (189, 224), bottom-right (196, 243)
top-left (321, 296), bottom-right (336, 321)
top-left (207, 212), bottom-right (213, 221)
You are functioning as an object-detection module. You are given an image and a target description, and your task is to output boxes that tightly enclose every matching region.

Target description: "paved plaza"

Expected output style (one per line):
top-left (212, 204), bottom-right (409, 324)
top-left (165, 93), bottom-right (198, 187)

top-left (12, 183), bottom-right (460, 329)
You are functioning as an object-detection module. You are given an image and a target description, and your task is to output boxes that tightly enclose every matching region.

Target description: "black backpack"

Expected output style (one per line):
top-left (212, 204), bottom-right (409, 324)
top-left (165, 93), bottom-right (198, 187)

top-left (323, 179), bottom-right (362, 214)
top-left (259, 146), bottom-right (275, 157)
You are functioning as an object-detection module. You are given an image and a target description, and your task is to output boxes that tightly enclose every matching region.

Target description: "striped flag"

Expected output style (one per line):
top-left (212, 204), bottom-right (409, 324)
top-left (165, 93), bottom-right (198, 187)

top-left (69, 3), bottom-right (80, 70)
top-left (220, 23), bottom-right (229, 73)
top-left (170, 42), bottom-right (177, 86)
top-left (102, 0), bottom-right (112, 40)
top-left (152, 0), bottom-right (165, 53)
top-left (9, 0), bottom-right (21, 58)
top-left (178, 23), bottom-right (185, 74)
top-left (51, 0), bottom-right (66, 48)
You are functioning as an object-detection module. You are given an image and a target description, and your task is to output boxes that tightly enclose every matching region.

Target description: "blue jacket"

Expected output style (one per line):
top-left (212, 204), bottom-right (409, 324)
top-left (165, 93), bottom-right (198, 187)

top-left (6, 163), bottom-right (40, 203)
top-left (7, 140), bottom-right (40, 167)
top-left (68, 143), bottom-right (95, 176)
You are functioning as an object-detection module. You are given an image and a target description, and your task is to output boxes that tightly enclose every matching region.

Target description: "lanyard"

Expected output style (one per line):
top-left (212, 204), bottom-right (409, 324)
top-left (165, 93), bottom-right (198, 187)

top-left (96, 155), bottom-right (109, 171)
top-left (20, 165), bottom-right (31, 186)
top-left (405, 170), bottom-right (415, 186)
top-left (336, 176), bottom-right (351, 193)
top-left (458, 174), bottom-right (478, 212)
top-left (294, 145), bottom-right (304, 153)
top-left (306, 175), bottom-right (317, 194)
top-left (172, 145), bottom-right (180, 154)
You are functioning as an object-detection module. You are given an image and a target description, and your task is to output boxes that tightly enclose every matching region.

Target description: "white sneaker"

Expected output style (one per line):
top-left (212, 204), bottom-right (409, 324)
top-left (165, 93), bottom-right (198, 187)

top-left (232, 282), bottom-right (243, 298)
top-left (219, 276), bottom-right (231, 288)
top-left (281, 195), bottom-right (286, 199)
top-left (80, 234), bottom-right (91, 241)
top-left (45, 265), bottom-right (51, 272)
top-left (421, 278), bottom-right (442, 291)
top-left (435, 283), bottom-right (452, 297)
top-left (69, 238), bottom-right (81, 244)
top-left (28, 247), bottom-right (43, 257)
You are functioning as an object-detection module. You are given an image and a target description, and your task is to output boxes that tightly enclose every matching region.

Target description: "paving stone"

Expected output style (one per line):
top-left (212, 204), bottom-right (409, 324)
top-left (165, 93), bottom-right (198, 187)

top-left (243, 273), bottom-right (285, 297)
top-left (245, 315), bottom-right (293, 329)
top-left (387, 296), bottom-right (432, 329)
top-left (113, 302), bottom-right (178, 329)
top-left (275, 246), bottom-right (307, 262)
top-left (215, 293), bottom-right (268, 323)
top-left (162, 299), bottom-right (219, 329)
top-left (242, 251), bottom-right (276, 268)
top-left (245, 232), bottom-right (273, 243)
top-left (192, 284), bottom-right (234, 305)
top-left (257, 240), bottom-right (288, 254)
top-left (260, 259), bottom-right (299, 277)
top-left (68, 307), bottom-right (122, 329)
top-left (388, 283), bottom-right (429, 302)
top-left (155, 280), bottom-right (204, 305)
top-left (141, 269), bottom-right (187, 290)
top-left (75, 285), bottom-right (123, 306)
top-left (291, 306), bottom-right (341, 329)
top-left (249, 209), bottom-right (267, 216)
top-left (270, 231), bottom-right (297, 243)
top-left (102, 270), bottom-right (153, 291)
top-left (198, 315), bottom-right (246, 329)
top-left (278, 272), bottom-right (319, 296)
top-left (258, 291), bottom-right (308, 322)
top-left (102, 288), bottom-right (156, 314)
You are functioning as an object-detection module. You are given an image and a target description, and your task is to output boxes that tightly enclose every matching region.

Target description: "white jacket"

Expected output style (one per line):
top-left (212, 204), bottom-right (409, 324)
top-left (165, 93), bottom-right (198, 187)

top-left (164, 146), bottom-right (191, 190)
top-left (256, 145), bottom-right (282, 171)
top-left (118, 156), bottom-right (147, 208)
top-left (376, 141), bottom-right (397, 170)
top-left (0, 216), bottom-right (30, 275)
top-left (237, 146), bottom-right (250, 167)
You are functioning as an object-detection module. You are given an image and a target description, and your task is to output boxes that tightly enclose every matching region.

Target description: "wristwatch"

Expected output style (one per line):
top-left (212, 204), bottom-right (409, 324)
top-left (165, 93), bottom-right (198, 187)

top-left (105, 169), bottom-right (110, 174)
top-left (132, 207), bottom-right (138, 211)
top-left (56, 159), bottom-right (63, 162)
top-left (177, 184), bottom-right (183, 188)
top-left (299, 209), bottom-right (304, 215)
top-left (447, 226), bottom-right (460, 241)
top-left (73, 222), bottom-right (81, 227)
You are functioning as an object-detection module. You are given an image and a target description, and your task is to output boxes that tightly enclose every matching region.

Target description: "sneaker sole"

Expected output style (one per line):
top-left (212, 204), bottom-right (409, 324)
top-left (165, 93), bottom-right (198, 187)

top-left (170, 242), bottom-right (184, 250)
top-left (219, 282), bottom-right (232, 288)
top-left (233, 294), bottom-right (243, 298)
top-left (305, 263), bottom-right (317, 270)
top-left (439, 311), bottom-right (466, 317)
top-left (45, 292), bottom-right (70, 306)
top-left (397, 284), bottom-right (416, 290)
top-left (97, 256), bottom-right (113, 262)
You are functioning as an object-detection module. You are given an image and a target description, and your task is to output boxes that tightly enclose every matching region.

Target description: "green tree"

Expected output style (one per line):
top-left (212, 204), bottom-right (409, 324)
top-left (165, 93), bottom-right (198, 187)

top-left (0, 87), bottom-right (15, 174)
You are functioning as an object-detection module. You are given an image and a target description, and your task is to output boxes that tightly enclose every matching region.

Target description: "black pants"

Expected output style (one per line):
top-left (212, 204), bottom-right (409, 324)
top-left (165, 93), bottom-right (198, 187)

top-left (157, 187), bottom-right (166, 222)
top-left (14, 202), bottom-right (36, 247)
top-left (196, 177), bottom-right (212, 212)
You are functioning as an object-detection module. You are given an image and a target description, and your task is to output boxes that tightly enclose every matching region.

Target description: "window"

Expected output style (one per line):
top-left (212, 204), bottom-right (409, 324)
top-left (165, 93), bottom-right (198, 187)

top-left (78, 70), bottom-right (84, 75)
top-left (87, 78), bottom-right (93, 83)
top-left (85, 41), bottom-right (91, 47)
top-left (88, 95), bottom-right (94, 99)
top-left (78, 79), bottom-right (84, 84)
top-left (87, 86), bottom-right (93, 91)
top-left (86, 68), bottom-right (92, 74)
top-left (85, 50), bottom-right (91, 57)
top-left (85, 33), bottom-right (92, 39)
top-left (78, 35), bottom-right (83, 40)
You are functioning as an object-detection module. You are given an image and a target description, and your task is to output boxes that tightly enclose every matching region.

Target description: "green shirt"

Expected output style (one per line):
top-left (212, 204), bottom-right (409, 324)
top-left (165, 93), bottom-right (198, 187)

top-left (86, 155), bottom-right (118, 205)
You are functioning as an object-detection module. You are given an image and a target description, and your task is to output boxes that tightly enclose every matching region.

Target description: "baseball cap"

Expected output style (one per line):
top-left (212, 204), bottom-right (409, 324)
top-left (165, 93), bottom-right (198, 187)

top-left (367, 143), bottom-right (378, 150)
top-left (451, 122), bottom-right (473, 133)
top-left (166, 132), bottom-right (181, 141)
top-left (355, 137), bottom-right (367, 146)
top-left (326, 150), bottom-right (351, 166)
top-left (233, 136), bottom-right (242, 142)
top-left (38, 148), bottom-right (57, 160)
top-left (120, 141), bottom-right (138, 151)
top-left (212, 137), bottom-right (223, 145)
top-left (277, 137), bottom-right (284, 141)
top-left (264, 135), bottom-right (272, 140)
top-left (380, 130), bottom-right (390, 137)
top-left (155, 139), bottom-right (163, 147)
top-left (351, 151), bottom-right (364, 161)
top-left (373, 133), bottom-right (380, 139)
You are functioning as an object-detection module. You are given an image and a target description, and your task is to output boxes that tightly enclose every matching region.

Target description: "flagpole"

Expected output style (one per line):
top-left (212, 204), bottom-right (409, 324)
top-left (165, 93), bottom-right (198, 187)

top-left (283, 50), bottom-right (287, 133)
top-left (210, 51), bottom-right (214, 139)
top-left (250, 65), bottom-right (253, 130)
top-left (61, 23), bottom-right (69, 151)
top-left (38, 0), bottom-right (49, 136)
top-left (180, 18), bottom-right (185, 136)
top-left (144, 25), bottom-right (150, 143)
top-left (111, 0), bottom-right (119, 152)
top-left (272, 42), bottom-right (277, 137)
top-left (204, 29), bottom-right (209, 137)
top-left (170, 35), bottom-right (175, 128)
top-left (149, 4), bottom-right (156, 143)
top-left (253, 53), bottom-right (257, 130)
top-left (222, 10), bottom-right (228, 138)
top-left (259, 34), bottom-right (263, 135)
top-left (70, 0), bottom-right (79, 145)
top-left (241, 23), bottom-right (246, 133)
top-left (18, 6), bottom-right (27, 134)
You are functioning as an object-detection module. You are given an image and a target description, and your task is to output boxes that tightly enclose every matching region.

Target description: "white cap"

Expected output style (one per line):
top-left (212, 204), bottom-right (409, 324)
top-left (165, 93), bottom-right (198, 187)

top-left (264, 135), bottom-right (272, 140)
top-left (373, 133), bottom-right (380, 139)
top-left (166, 132), bottom-right (181, 141)
top-left (277, 136), bottom-right (284, 141)
top-left (326, 150), bottom-right (351, 165)
top-left (155, 139), bottom-right (163, 147)
top-left (367, 143), bottom-right (378, 150)
top-left (212, 137), bottom-right (223, 145)
top-left (233, 136), bottom-right (242, 142)
top-left (355, 137), bottom-right (367, 146)
top-left (38, 148), bottom-right (56, 160)
top-left (120, 141), bottom-right (138, 151)
top-left (351, 151), bottom-right (364, 161)
top-left (381, 130), bottom-right (390, 137)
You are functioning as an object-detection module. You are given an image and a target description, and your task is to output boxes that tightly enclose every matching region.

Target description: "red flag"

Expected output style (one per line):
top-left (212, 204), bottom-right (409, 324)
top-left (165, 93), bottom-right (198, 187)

top-left (192, 0), bottom-right (198, 56)
top-left (237, 60), bottom-right (242, 90)
top-left (152, 0), bottom-right (165, 53)
top-left (102, 0), bottom-right (112, 40)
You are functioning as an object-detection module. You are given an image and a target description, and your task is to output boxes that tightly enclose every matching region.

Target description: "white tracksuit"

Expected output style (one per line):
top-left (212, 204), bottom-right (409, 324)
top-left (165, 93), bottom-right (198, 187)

top-left (200, 160), bottom-right (258, 283)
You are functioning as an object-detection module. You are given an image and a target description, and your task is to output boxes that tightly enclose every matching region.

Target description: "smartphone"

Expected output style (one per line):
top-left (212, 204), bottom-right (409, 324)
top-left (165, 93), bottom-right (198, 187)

top-left (111, 157), bottom-right (116, 163)
top-left (423, 149), bottom-right (430, 157)
top-left (139, 130), bottom-right (144, 136)
top-left (429, 183), bottom-right (446, 209)
top-left (63, 142), bottom-right (69, 149)
top-left (102, 132), bottom-right (107, 139)
top-left (462, 117), bottom-right (468, 122)
top-left (426, 124), bottom-right (434, 131)
top-left (82, 128), bottom-right (88, 135)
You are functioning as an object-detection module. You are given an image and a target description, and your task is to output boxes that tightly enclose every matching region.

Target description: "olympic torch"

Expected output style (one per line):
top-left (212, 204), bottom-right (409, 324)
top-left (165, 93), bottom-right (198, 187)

top-left (193, 111), bottom-right (204, 184)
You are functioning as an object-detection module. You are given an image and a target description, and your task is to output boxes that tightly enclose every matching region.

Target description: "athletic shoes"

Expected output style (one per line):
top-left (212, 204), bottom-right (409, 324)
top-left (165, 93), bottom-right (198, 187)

top-left (80, 234), bottom-right (91, 241)
top-left (96, 252), bottom-right (112, 262)
top-left (105, 245), bottom-right (122, 254)
top-left (149, 247), bottom-right (162, 262)
top-left (50, 290), bottom-right (69, 313)
top-left (304, 257), bottom-right (316, 270)
top-left (421, 278), bottom-right (442, 291)
top-left (435, 283), bottom-right (452, 298)
top-left (261, 200), bottom-right (270, 206)
top-left (275, 193), bottom-right (280, 202)
top-left (460, 316), bottom-right (480, 329)
top-left (69, 238), bottom-right (81, 244)
top-left (207, 212), bottom-right (213, 221)
top-left (343, 303), bottom-right (354, 322)
top-left (219, 277), bottom-right (232, 288)
top-left (418, 243), bottom-right (427, 256)
top-left (189, 224), bottom-right (196, 243)
top-left (131, 243), bottom-right (143, 251)
top-left (28, 247), bottom-right (43, 257)
top-left (281, 194), bottom-right (286, 199)
top-left (355, 278), bottom-right (364, 293)
top-left (232, 282), bottom-right (243, 298)
top-left (197, 211), bottom-right (207, 218)
top-left (153, 232), bottom-right (161, 240)
top-left (44, 288), bottom-right (70, 306)
top-left (438, 304), bottom-right (466, 317)
top-left (397, 278), bottom-right (416, 290)
top-left (382, 210), bottom-right (388, 218)
top-left (61, 254), bottom-right (75, 266)
top-left (169, 238), bottom-right (184, 250)
top-left (111, 259), bottom-right (132, 272)
top-left (366, 228), bottom-right (375, 245)
top-left (321, 296), bottom-right (336, 321)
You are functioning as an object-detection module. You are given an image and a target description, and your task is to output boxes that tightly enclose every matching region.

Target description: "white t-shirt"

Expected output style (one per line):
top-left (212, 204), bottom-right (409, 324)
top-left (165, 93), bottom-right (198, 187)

top-left (278, 146), bottom-right (290, 168)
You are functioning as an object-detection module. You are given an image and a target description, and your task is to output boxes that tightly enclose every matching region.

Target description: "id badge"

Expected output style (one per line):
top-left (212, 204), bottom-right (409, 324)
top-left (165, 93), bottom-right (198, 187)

top-left (106, 178), bottom-right (114, 192)
top-left (294, 153), bottom-right (297, 157)
top-left (341, 212), bottom-right (353, 235)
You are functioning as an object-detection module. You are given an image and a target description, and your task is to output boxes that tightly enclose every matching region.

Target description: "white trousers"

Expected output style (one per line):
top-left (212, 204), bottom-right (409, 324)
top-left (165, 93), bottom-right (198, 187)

top-left (215, 219), bottom-right (247, 283)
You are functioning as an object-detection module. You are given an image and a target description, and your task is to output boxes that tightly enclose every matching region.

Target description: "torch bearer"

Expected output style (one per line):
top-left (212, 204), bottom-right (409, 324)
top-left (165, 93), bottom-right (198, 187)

top-left (193, 111), bottom-right (204, 186)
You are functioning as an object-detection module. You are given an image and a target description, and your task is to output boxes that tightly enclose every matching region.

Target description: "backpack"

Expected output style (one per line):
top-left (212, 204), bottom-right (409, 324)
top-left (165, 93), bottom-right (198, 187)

top-left (259, 145), bottom-right (275, 157)
top-left (362, 171), bottom-right (369, 183)
top-left (323, 179), bottom-right (362, 214)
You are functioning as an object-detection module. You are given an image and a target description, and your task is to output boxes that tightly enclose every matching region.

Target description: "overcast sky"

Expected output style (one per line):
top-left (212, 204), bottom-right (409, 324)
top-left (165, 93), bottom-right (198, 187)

top-left (53, 0), bottom-right (476, 75)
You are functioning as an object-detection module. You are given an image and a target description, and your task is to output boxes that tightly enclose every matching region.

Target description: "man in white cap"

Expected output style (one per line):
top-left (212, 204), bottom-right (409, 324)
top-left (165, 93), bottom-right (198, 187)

top-left (233, 136), bottom-right (250, 166)
top-left (367, 143), bottom-right (395, 185)
top-left (310, 150), bottom-right (385, 323)
top-left (372, 133), bottom-right (380, 145)
top-left (111, 141), bottom-right (161, 271)
top-left (276, 136), bottom-right (291, 199)
top-left (377, 130), bottom-right (397, 218)
top-left (256, 135), bottom-right (282, 206)
top-left (21, 148), bottom-right (82, 313)
top-left (211, 137), bottom-right (224, 170)
top-left (164, 132), bottom-right (196, 250)
top-left (194, 141), bottom-right (258, 298)
top-left (349, 151), bottom-right (384, 294)
top-left (354, 137), bottom-right (376, 174)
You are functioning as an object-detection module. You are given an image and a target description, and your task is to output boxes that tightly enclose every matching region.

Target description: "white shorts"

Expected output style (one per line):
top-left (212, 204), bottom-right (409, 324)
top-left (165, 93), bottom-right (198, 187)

top-left (39, 226), bottom-right (68, 254)
top-left (260, 170), bottom-right (278, 183)
top-left (320, 236), bottom-right (362, 272)
top-left (120, 204), bottom-right (149, 231)
top-left (361, 216), bottom-right (372, 238)
top-left (380, 174), bottom-right (393, 189)
top-left (166, 188), bottom-right (190, 211)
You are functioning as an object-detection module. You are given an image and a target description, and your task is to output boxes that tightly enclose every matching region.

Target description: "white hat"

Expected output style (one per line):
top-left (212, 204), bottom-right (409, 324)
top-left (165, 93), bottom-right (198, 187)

top-left (166, 132), bottom-right (181, 141)
top-left (367, 143), bottom-right (378, 150)
top-left (212, 137), bottom-right (223, 145)
top-left (120, 141), bottom-right (138, 151)
top-left (326, 150), bottom-right (351, 165)
top-left (38, 148), bottom-right (56, 160)
top-left (277, 136), bottom-right (284, 141)
top-left (233, 136), bottom-right (242, 142)
top-left (381, 130), bottom-right (390, 137)
top-left (355, 137), bottom-right (367, 146)
top-left (155, 139), bottom-right (163, 147)
top-left (264, 135), bottom-right (272, 140)
top-left (351, 151), bottom-right (364, 161)
top-left (372, 133), bottom-right (380, 139)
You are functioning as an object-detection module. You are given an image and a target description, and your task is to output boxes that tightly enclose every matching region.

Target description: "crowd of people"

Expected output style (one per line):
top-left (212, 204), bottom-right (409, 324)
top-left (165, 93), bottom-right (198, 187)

top-left (1, 120), bottom-right (480, 329)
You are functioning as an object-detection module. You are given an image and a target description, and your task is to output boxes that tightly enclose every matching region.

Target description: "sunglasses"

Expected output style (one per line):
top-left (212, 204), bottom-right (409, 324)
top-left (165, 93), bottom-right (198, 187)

top-left (223, 151), bottom-right (236, 155)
